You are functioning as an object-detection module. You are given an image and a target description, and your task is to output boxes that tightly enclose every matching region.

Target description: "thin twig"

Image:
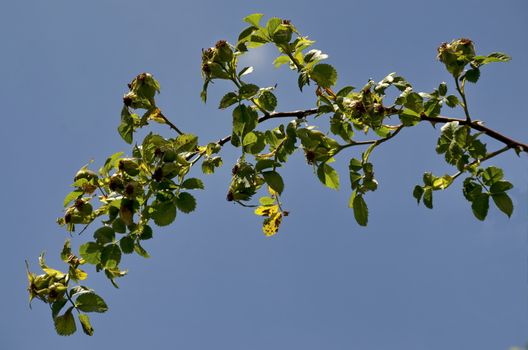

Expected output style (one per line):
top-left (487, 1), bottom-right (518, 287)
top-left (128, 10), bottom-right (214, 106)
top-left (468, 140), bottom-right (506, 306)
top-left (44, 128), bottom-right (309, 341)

top-left (159, 112), bottom-right (184, 135)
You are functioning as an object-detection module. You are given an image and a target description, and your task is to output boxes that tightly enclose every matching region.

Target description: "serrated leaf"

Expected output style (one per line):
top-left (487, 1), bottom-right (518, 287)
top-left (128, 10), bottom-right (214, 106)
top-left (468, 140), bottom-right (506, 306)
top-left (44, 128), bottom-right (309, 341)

top-left (310, 63), bottom-right (338, 88)
top-left (151, 201), bottom-right (177, 226)
top-left (482, 166), bottom-right (504, 185)
top-left (317, 163), bottom-right (340, 190)
top-left (101, 244), bottom-right (121, 269)
top-left (78, 314), bottom-right (94, 336)
top-left (464, 68), bottom-right (480, 83)
top-left (119, 236), bottom-right (135, 254)
top-left (181, 178), bottom-right (204, 190)
top-left (112, 218), bottom-right (127, 233)
top-left (51, 299), bottom-right (68, 320)
top-left (492, 193), bottom-right (513, 217)
top-left (445, 95), bottom-right (459, 108)
top-left (75, 292), bottom-right (108, 313)
top-left (79, 242), bottom-right (103, 265)
top-left (471, 193), bottom-right (490, 221)
top-left (490, 180), bottom-right (513, 193)
top-left (259, 90), bottom-right (277, 111)
top-left (219, 92), bottom-right (238, 109)
top-left (244, 13), bottom-right (264, 28)
top-left (239, 84), bottom-right (259, 99)
top-left (54, 307), bottom-right (76, 336)
top-left (93, 226), bottom-right (115, 244)
top-left (176, 192), bottom-right (196, 213)
top-left (262, 171), bottom-right (284, 194)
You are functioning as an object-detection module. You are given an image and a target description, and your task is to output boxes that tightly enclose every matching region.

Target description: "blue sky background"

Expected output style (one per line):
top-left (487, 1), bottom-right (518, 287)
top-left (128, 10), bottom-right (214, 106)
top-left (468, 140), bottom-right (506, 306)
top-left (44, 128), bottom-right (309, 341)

top-left (1, 1), bottom-right (527, 349)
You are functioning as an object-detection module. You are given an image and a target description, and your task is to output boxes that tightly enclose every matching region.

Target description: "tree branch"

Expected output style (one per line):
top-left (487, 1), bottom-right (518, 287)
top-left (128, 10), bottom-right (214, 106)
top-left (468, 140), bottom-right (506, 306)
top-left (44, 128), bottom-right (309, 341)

top-left (217, 108), bottom-right (319, 146)
top-left (158, 111), bottom-right (185, 135)
top-left (421, 114), bottom-right (528, 153)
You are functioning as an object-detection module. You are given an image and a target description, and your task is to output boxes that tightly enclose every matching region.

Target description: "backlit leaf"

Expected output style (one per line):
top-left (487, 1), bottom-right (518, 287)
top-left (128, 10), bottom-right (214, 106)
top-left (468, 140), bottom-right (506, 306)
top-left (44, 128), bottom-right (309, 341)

top-left (492, 193), bottom-right (513, 217)
top-left (78, 314), bottom-right (94, 336)
top-left (54, 307), bottom-right (76, 336)
top-left (310, 63), bottom-right (337, 88)
top-left (75, 292), bottom-right (108, 313)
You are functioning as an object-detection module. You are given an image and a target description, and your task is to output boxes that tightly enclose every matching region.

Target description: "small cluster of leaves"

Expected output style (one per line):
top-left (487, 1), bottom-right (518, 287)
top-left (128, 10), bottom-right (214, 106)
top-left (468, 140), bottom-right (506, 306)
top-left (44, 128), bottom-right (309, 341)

top-left (26, 249), bottom-right (107, 336)
top-left (27, 14), bottom-right (523, 336)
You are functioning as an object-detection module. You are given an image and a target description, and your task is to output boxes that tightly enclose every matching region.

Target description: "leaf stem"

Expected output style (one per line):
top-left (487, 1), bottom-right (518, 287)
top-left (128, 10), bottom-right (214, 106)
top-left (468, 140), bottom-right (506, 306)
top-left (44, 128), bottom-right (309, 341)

top-left (455, 77), bottom-right (471, 123)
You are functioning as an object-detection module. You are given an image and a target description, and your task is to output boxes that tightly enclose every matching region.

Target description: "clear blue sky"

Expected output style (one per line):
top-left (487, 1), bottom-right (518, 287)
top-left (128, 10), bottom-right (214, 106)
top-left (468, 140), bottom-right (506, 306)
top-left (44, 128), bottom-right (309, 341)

top-left (1, 1), bottom-right (527, 349)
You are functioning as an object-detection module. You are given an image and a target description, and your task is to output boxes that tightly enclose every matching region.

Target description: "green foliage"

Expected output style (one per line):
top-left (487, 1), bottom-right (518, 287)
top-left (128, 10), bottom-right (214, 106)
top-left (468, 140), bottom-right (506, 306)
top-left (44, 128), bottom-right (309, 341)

top-left (27, 13), bottom-right (525, 337)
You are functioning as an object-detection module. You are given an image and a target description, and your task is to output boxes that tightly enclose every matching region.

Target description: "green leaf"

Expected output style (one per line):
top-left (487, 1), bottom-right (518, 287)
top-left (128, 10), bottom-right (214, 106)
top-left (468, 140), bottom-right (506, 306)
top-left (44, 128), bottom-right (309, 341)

top-left (244, 13), bottom-right (264, 28)
top-left (239, 84), bottom-right (260, 99)
top-left (181, 178), bottom-right (204, 190)
top-left (259, 196), bottom-right (275, 206)
top-left (151, 201), bottom-right (177, 226)
top-left (119, 236), bottom-right (135, 254)
top-left (471, 193), bottom-right (490, 220)
top-left (134, 242), bottom-right (150, 258)
top-left (79, 242), bottom-right (103, 265)
top-left (60, 239), bottom-right (72, 262)
top-left (51, 299), bottom-right (68, 320)
top-left (473, 52), bottom-right (511, 66)
top-left (258, 91), bottom-right (277, 111)
top-left (490, 180), bottom-right (513, 193)
top-left (78, 314), bottom-right (94, 336)
top-left (464, 68), bottom-right (480, 83)
top-left (273, 55), bottom-right (291, 68)
top-left (482, 166), bottom-right (504, 185)
top-left (265, 17), bottom-right (282, 37)
top-left (242, 132), bottom-right (258, 146)
top-left (438, 82), bottom-right (447, 96)
top-left (112, 218), bottom-right (127, 233)
top-left (101, 151), bottom-right (124, 176)
top-left (445, 95), bottom-right (459, 108)
top-left (54, 307), bottom-right (76, 336)
top-left (176, 192), bottom-right (196, 213)
top-left (492, 193), bottom-right (513, 217)
top-left (317, 163), bottom-right (340, 190)
top-left (139, 224), bottom-right (153, 240)
top-left (423, 188), bottom-right (433, 209)
top-left (413, 185), bottom-right (424, 204)
top-left (118, 107), bottom-right (134, 144)
top-left (352, 194), bottom-right (368, 226)
top-left (310, 63), bottom-right (338, 88)
top-left (63, 190), bottom-right (83, 207)
top-left (101, 244), bottom-right (122, 269)
top-left (75, 292), bottom-right (109, 313)
top-left (93, 226), bottom-right (115, 244)
top-left (399, 108), bottom-right (421, 126)
top-left (219, 92), bottom-right (238, 109)
top-left (262, 171), bottom-right (284, 194)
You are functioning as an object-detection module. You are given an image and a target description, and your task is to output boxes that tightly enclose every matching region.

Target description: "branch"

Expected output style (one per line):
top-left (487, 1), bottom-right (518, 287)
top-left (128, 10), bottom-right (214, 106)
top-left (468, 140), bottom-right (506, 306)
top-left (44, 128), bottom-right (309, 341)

top-left (217, 108), bottom-right (319, 146)
top-left (158, 111), bottom-right (185, 135)
top-left (421, 114), bottom-right (528, 153)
